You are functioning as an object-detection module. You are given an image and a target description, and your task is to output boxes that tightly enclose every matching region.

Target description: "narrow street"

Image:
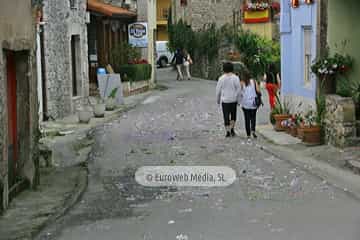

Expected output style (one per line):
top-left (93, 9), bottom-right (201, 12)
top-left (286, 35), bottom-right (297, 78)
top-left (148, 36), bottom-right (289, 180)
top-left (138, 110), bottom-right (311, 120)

top-left (36, 69), bottom-right (360, 240)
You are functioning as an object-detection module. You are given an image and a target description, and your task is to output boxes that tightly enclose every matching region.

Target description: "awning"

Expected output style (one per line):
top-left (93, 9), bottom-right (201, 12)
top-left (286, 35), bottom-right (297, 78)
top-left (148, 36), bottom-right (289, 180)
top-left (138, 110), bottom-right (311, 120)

top-left (87, 0), bottom-right (137, 18)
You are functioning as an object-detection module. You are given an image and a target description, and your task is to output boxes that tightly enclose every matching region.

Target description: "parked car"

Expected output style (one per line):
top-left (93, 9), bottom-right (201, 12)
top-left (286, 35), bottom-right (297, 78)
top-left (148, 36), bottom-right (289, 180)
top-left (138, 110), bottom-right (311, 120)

top-left (156, 41), bottom-right (173, 68)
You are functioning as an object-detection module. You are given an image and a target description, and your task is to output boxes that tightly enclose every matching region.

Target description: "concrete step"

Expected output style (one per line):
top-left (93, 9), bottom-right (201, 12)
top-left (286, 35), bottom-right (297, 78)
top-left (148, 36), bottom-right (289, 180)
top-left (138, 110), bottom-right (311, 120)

top-left (346, 137), bottom-right (360, 147)
top-left (346, 159), bottom-right (360, 174)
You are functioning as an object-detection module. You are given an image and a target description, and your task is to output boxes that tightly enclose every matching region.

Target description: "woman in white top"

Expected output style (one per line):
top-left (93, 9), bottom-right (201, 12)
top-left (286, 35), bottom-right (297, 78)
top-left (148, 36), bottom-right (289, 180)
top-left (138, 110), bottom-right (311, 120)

top-left (216, 62), bottom-right (242, 137)
top-left (240, 69), bottom-right (260, 140)
top-left (183, 49), bottom-right (193, 80)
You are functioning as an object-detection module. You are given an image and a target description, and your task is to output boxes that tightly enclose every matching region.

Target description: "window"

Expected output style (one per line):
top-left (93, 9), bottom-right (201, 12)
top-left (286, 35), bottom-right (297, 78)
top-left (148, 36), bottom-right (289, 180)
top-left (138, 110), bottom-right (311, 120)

top-left (70, 0), bottom-right (77, 9)
top-left (303, 26), bottom-right (312, 86)
top-left (161, 8), bottom-right (169, 19)
top-left (71, 35), bottom-right (81, 96)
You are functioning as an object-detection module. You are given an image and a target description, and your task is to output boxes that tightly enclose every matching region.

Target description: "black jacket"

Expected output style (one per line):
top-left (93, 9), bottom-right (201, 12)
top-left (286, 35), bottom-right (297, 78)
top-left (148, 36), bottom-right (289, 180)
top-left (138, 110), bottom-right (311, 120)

top-left (172, 52), bottom-right (184, 65)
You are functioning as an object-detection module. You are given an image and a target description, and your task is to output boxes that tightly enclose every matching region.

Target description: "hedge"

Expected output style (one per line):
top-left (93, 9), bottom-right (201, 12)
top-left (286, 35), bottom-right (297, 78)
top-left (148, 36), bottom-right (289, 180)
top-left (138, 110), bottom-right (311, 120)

top-left (118, 64), bottom-right (152, 82)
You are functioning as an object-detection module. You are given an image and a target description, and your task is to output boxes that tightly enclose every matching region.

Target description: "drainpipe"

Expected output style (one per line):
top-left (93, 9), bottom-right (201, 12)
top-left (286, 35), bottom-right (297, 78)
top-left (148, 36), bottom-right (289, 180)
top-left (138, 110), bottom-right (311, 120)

top-left (36, 9), bottom-right (44, 123)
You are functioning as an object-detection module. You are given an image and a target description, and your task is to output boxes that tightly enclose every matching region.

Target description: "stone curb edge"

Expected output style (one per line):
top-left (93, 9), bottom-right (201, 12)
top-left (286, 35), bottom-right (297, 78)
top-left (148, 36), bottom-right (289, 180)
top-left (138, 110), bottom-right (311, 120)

top-left (257, 132), bottom-right (360, 201)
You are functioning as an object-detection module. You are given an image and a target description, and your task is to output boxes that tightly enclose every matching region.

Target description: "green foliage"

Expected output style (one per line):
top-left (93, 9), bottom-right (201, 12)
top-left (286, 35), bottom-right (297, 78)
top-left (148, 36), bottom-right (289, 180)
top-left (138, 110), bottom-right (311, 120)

top-left (234, 30), bottom-right (280, 78)
top-left (108, 88), bottom-right (118, 99)
top-left (316, 94), bottom-right (326, 126)
top-left (220, 24), bottom-right (237, 45)
top-left (195, 23), bottom-right (222, 62)
top-left (270, 93), bottom-right (290, 124)
top-left (110, 42), bottom-right (141, 72)
top-left (274, 93), bottom-right (290, 115)
top-left (168, 21), bottom-right (221, 62)
top-left (118, 64), bottom-right (152, 82)
top-left (337, 78), bottom-right (360, 103)
top-left (311, 53), bottom-right (353, 78)
top-left (168, 19), bottom-right (196, 54)
top-left (168, 21), bottom-right (280, 79)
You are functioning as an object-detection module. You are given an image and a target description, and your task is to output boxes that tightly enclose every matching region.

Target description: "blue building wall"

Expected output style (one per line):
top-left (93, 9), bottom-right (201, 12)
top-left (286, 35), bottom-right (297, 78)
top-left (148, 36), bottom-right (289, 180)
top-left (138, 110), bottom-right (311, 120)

top-left (280, 0), bottom-right (318, 111)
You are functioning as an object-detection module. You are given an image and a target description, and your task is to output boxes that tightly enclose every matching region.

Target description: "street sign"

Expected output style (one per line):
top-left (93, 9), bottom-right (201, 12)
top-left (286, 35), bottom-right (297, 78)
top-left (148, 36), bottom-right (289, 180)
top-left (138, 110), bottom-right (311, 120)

top-left (128, 22), bottom-right (148, 48)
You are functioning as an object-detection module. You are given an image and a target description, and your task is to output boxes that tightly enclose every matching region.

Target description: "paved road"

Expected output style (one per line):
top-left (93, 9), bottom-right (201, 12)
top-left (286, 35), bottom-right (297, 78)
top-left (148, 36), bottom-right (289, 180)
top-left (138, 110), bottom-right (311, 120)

top-left (37, 68), bottom-right (360, 240)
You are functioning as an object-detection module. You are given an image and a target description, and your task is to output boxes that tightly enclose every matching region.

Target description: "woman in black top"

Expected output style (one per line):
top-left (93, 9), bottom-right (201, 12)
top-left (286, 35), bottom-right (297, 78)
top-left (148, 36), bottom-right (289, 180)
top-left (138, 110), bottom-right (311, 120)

top-left (171, 49), bottom-right (185, 81)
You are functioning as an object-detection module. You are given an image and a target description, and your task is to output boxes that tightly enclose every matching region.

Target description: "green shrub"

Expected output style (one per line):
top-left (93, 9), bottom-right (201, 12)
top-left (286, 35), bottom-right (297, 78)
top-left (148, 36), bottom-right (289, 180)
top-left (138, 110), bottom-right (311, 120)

top-left (234, 30), bottom-right (280, 78)
top-left (118, 64), bottom-right (152, 82)
top-left (110, 43), bottom-right (141, 72)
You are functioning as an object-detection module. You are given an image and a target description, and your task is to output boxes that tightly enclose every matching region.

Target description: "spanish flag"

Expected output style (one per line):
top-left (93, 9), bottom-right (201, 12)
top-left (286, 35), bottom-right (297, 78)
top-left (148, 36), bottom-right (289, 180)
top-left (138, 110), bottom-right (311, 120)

top-left (244, 9), bottom-right (270, 24)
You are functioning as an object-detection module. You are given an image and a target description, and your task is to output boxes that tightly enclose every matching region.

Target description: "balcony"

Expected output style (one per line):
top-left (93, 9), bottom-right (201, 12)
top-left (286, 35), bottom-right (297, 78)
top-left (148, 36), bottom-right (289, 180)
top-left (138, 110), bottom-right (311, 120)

top-left (157, 7), bottom-right (169, 25)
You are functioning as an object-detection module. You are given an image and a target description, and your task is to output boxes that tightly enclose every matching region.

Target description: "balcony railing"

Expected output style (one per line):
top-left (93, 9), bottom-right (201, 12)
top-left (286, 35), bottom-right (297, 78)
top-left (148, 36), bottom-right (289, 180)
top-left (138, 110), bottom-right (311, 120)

top-left (157, 8), bottom-right (169, 21)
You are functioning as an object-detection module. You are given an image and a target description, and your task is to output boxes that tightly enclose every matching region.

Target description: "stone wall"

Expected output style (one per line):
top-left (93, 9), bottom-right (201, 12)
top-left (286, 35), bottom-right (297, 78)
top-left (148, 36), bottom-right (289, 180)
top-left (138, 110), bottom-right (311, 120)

top-left (0, 0), bottom-right (39, 211)
top-left (172, 0), bottom-right (243, 31)
top-left (325, 95), bottom-right (357, 148)
top-left (43, 0), bottom-right (89, 119)
top-left (191, 42), bottom-right (231, 80)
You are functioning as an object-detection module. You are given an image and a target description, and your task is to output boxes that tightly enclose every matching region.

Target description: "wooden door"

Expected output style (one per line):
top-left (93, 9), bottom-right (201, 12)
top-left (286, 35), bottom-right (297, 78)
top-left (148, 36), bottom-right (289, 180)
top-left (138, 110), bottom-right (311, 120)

top-left (6, 51), bottom-right (17, 186)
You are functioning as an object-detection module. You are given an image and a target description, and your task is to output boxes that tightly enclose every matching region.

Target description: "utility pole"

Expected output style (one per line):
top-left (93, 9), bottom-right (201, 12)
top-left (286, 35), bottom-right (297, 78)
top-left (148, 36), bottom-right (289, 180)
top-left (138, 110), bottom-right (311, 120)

top-left (147, 0), bottom-right (157, 86)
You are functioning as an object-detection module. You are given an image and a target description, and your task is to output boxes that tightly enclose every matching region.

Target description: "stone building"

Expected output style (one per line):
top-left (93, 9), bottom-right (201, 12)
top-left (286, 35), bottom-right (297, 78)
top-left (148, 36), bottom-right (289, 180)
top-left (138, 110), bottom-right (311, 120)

top-left (171, 0), bottom-right (243, 30)
top-left (87, 0), bottom-right (137, 86)
top-left (0, 0), bottom-right (40, 212)
top-left (40, 0), bottom-right (89, 120)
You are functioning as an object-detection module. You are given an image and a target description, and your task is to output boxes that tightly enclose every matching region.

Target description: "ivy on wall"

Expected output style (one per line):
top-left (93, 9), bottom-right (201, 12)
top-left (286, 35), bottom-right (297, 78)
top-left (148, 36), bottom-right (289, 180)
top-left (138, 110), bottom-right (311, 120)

top-left (168, 20), bottom-right (280, 79)
top-left (168, 20), bottom-right (221, 63)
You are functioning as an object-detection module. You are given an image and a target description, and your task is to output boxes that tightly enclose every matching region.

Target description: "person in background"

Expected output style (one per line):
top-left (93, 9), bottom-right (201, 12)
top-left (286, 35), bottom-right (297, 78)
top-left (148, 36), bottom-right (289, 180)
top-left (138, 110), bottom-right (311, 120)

top-left (264, 63), bottom-right (281, 110)
top-left (171, 48), bottom-right (185, 81)
top-left (183, 49), bottom-right (193, 80)
top-left (240, 68), bottom-right (260, 141)
top-left (216, 62), bottom-right (242, 138)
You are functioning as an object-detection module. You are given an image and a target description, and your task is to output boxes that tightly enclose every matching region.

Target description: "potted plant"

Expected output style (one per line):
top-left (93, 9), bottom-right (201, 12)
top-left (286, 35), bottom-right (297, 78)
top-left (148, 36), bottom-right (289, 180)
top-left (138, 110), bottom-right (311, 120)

top-left (78, 105), bottom-right (93, 124)
top-left (311, 50), bottom-right (353, 94)
top-left (105, 87), bottom-right (118, 111)
top-left (93, 98), bottom-right (105, 118)
top-left (301, 95), bottom-right (325, 145)
top-left (301, 110), bottom-right (322, 145)
top-left (272, 94), bottom-right (291, 131)
top-left (284, 115), bottom-right (300, 137)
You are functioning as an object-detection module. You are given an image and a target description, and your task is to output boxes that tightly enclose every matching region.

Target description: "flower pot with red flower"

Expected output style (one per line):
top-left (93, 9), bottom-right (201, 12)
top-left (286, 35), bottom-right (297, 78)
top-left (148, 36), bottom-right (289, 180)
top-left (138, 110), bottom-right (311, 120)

top-left (271, 94), bottom-right (291, 131)
top-left (311, 52), bottom-right (354, 94)
top-left (301, 110), bottom-right (323, 145)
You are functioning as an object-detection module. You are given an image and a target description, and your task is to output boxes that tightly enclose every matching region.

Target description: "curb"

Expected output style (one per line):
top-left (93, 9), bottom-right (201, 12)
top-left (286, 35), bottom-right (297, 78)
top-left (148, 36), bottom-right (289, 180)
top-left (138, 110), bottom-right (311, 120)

top-left (257, 132), bottom-right (360, 201)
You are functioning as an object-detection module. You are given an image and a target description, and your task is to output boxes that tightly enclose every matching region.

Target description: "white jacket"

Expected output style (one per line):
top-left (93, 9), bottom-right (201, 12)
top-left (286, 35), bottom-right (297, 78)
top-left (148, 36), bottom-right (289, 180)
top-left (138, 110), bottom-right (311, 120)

top-left (216, 73), bottom-right (241, 104)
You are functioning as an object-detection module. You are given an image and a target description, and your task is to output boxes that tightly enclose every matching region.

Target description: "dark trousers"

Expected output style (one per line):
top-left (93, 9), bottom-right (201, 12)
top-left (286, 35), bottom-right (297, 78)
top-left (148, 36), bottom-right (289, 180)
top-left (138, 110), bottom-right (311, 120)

top-left (222, 102), bottom-right (237, 126)
top-left (242, 108), bottom-right (257, 136)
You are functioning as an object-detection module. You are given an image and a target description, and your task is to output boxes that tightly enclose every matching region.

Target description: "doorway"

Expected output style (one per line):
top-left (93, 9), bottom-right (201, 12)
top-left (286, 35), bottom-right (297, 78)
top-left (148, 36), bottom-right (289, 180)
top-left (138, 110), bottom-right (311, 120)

top-left (71, 35), bottom-right (81, 97)
top-left (6, 51), bottom-right (17, 189)
top-left (6, 50), bottom-right (30, 191)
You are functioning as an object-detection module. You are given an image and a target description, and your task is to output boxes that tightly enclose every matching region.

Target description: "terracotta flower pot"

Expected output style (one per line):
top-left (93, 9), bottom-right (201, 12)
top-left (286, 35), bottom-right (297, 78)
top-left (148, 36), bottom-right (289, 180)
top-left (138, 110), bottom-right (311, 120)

top-left (285, 127), bottom-right (292, 135)
top-left (273, 114), bottom-right (291, 131)
top-left (302, 126), bottom-right (322, 145)
top-left (290, 126), bottom-right (298, 137)
top-left (297, 124), bottom-right (304, 140)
